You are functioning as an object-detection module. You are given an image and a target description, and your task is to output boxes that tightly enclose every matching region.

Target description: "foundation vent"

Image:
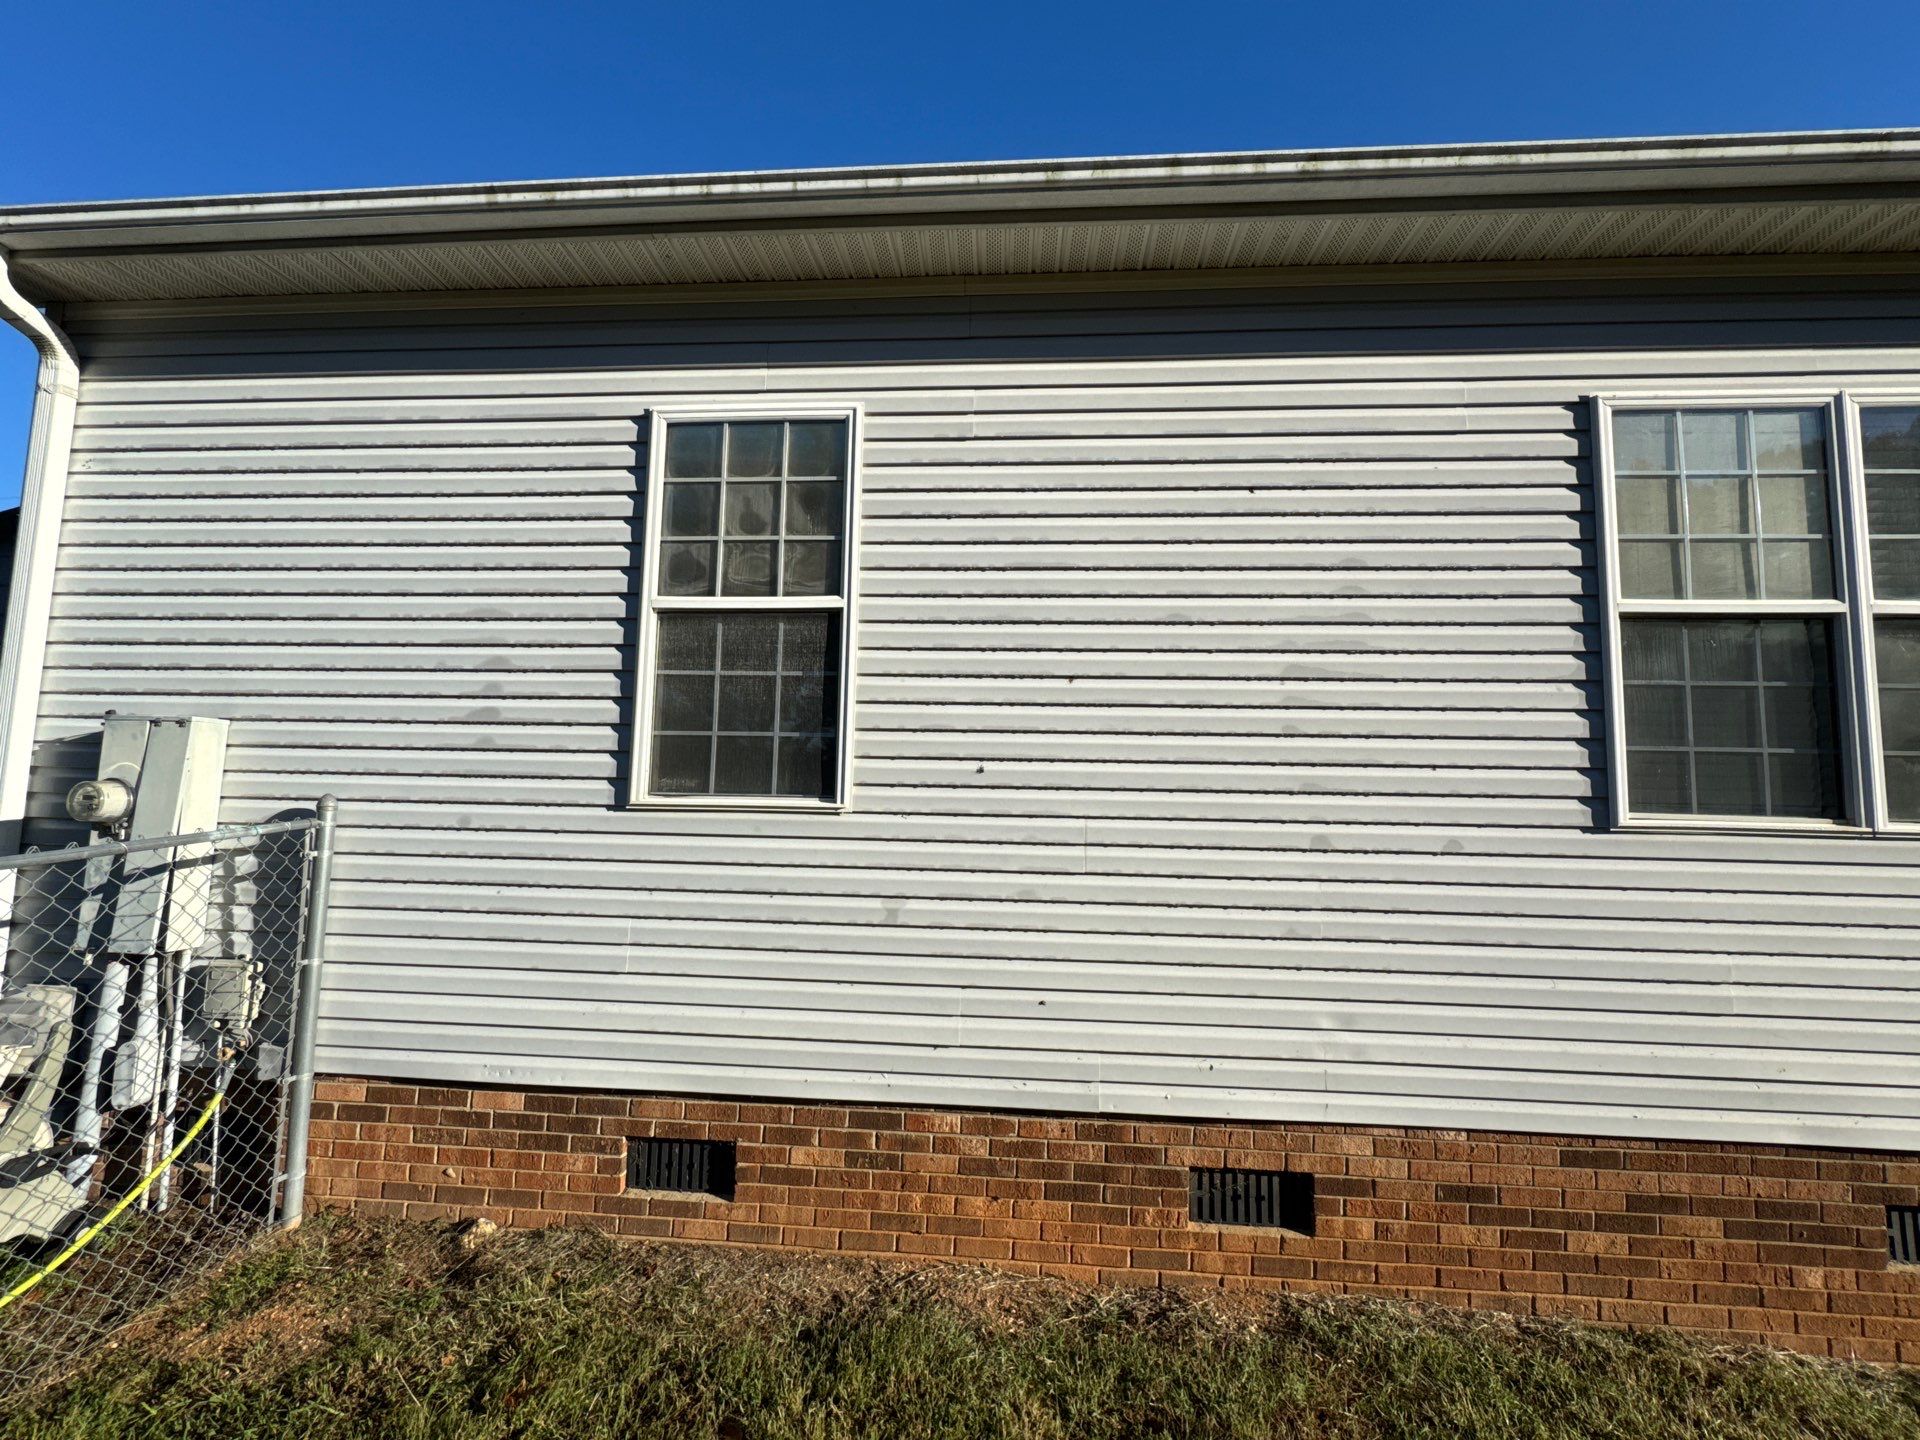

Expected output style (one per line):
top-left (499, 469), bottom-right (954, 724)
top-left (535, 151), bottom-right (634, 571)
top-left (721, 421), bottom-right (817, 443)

top-left (1188, 1166), bottom-right (1314, 1233)
top-left (628, 1137), bottom-right (735, 1199)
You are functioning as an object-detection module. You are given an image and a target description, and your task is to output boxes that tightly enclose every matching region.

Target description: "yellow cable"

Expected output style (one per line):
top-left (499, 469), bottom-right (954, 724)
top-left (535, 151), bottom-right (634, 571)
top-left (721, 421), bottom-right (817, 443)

top-left (0, 1093), bottom-right (224, 1314)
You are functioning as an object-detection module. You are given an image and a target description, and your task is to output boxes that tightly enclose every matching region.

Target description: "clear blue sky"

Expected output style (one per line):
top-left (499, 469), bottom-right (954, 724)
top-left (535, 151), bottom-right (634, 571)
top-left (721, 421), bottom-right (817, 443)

top-left (4, 0), bottom-right (1919, 502)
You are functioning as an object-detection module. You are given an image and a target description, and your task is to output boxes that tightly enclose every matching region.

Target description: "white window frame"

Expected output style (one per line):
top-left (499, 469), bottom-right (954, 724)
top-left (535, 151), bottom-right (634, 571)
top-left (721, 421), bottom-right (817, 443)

top-left (1842, 390), bottom-right (1920, 833)
top-left (628, 402), bottom-right (862, 811)
top-left (1591, 392), bottom-right (1874, 833)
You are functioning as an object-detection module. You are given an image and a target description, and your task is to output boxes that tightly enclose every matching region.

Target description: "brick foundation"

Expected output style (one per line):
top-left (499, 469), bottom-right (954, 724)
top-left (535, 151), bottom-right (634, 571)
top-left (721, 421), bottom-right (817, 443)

top-left (307, 1078), bottom-right (1920, 1362)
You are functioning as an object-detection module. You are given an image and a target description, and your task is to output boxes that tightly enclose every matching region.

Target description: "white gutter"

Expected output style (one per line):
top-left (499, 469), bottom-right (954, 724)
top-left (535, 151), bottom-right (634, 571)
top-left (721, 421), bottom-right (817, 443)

top-left (6, 127), bottom-right (1920, 252)
top-left (0, 249), bottom-right (79, 853)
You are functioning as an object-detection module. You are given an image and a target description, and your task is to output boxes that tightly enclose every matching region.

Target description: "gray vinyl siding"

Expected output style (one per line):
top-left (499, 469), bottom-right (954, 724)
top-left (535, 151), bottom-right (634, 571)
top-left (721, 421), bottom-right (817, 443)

top-left (29, 271), bottom-right (1920, 1148)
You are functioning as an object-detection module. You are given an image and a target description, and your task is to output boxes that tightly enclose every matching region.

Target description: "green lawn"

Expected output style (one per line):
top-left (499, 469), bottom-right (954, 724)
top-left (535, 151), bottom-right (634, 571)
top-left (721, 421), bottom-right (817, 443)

top-left (5, 1212), bottom-right (1917, 1439)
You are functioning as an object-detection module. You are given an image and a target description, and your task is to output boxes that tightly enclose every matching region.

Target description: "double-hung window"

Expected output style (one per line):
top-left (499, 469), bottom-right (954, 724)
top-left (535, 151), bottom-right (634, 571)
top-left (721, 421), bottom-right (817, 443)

top-left (1595, 395), bottom-right (1920, 831)
top-left (632, 409), bottom-right (858, 807)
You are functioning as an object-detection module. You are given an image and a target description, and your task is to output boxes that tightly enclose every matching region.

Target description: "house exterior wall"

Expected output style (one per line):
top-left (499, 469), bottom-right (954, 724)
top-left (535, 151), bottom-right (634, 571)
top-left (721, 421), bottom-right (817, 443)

top-left (28, 266), bottom-right (1920, 1154)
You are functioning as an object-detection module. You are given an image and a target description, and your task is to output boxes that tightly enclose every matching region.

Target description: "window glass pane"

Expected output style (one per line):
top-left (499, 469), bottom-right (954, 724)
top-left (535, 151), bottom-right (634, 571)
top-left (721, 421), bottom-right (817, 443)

top-left (659, 541), bottom-right (716, 596)
top-left (1886, 757), bottom-right (1920, 825)
top-left (1619, 541), bottom-right (1682, 600)
top-left (1767, 752), bottom-right (1836, 818)
top-left (1613, 412), bottom-right (1676, 473)
top-left (1693, 752), bottom-right (1766, 815)
top-left (725, 481), bottom-right (780, 537)
top-left (1613, 408), bottom-right (1833, 601)
top-left (1866, 475), bottom-right (1920, 536)
top-left (726, 422), bottom-right (782, 478)
top-left (649, 613), bottom-right (840, 800)
top-left (1759, 473), bottom-right (1829, 535)
top-left (1626, 750), bottom-right (1690, 813)
top-left (1877, 620), bottom-right (1920, 685)
top-left (1686, 474), bottom-right (1750, 535)
top-left (1760, 619), bottom-right (1828, 682)
top-left (1871, 540), bottom-right (1920, 600)
top-left (1621, 617), bottom-right (1841, 821)
top-left (1622, 620), bottom-right (1685, 681)
top-left (1687, 622), bottom-right (1758, 682)
top-left (1688, 541), bottom-right (1758, 599)
top-left (782, 540), bottom-right (839, 597)
top-left (779, 671), bottom-right (830, 733)
top-left (721, 541), bottom-right (777, 597)
top-left (1885, 690), bottom-right (1920, 753)
top-left (1681, 411), bottom-right (1745, 472)
top-left (1761, 540), bottom-right (1831, 601)
top-left (1691, 687), bottom-right (1760, 748)
top-left (716, 672), bottom-right (775, 732)
top-left (786, 480), bottom-right (844, 537)
top-left (1877, 620), bottom-right (1920, 822)
top-left (657, 614), bottom-right (717, 670)
top-left (787, 421), bottom-right (846, 478)
top-left (713, 736), bottom-right (775, 794)
top-left (1625, 685), bottom-right (1686, 746)
top-left (654, 673), bottom-right (714, 733)
top-left (777, 735), bottom-right (834, 797)
top-left (721, 615), bottom-right (780, 672)
top-left (651, 735), bottom-right (711, 795)
top-left (1862, 406), bottom-right (1920, 471)
top-left (1764, 687), bottom-right (1829, 752)
top-left (1751, 410), bottom-right (1825, 472)
top-left (662, 482), bottom-right (719, 538)
top-left (666, 423), bottom-right (723, 478)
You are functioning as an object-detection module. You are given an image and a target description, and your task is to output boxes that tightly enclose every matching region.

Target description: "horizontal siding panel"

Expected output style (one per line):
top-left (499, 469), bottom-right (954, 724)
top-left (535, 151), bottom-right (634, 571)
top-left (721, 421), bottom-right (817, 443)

top-left (315, 996), bottom-right (1920, 1103)
top-left (53, 515), bottom-right (1584, 547)
top-left (320, 824), bottom-right (1920, 895)
top-left (70, 461), bottom-right (1587, 495)
top-left (148, 735), bottom-right (1597, 778)
top-left (64, 338), bottom-right (1920, 399)
top-left (307, 882), bottom-right (1913, 963)
top-left (312, 1004), bottom-right (1920, 1121)
top-left (311, 854), bottom-right (1915, 932)
top-left (320, 968), bottom-right (1920, 1075)
top-left (67, 405), bottom-right (1576, 451)
top-left (314, 910), bottom-right (1911, 992)
top-left (312, 1038), bottom-right (1918, 1148)
top-left (44, 618), bottom-right (1594, 658)
top-left (336, 937), bottom-right (1920, 1019)
top-left (67, 433), bottom-right (1576, 474)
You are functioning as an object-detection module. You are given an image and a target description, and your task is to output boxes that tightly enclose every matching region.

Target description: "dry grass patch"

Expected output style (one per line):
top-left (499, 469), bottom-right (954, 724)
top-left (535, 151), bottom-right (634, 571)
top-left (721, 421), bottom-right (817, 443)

top-left (5, 1212), bottom-right (1918, 1439)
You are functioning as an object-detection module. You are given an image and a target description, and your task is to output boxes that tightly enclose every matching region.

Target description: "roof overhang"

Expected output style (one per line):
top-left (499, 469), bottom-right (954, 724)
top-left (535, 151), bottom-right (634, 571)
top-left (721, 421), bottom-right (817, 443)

top-left (7, 129), bottom-right (1920, 304)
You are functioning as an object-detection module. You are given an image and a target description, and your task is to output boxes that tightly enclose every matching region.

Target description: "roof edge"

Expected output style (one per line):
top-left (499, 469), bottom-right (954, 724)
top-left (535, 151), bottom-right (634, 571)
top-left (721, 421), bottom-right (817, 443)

top-left (7, 128), bottom-right (1920, 249)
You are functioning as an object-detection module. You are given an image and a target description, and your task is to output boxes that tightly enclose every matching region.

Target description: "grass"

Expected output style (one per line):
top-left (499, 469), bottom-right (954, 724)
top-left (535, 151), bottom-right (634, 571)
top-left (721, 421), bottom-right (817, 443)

top-left (5, 1213), bottom-right (1919, 1439)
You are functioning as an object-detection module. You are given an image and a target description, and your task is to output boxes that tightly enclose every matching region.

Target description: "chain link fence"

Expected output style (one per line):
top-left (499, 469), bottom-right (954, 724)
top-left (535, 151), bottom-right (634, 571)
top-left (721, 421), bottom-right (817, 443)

top-left (0, 803), bottom-right (333, 1398)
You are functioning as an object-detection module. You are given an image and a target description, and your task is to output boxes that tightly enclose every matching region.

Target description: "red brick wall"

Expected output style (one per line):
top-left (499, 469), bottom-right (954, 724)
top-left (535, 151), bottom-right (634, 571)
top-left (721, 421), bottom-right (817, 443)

top-left (307, 1077), bottom-right (1920, 1362)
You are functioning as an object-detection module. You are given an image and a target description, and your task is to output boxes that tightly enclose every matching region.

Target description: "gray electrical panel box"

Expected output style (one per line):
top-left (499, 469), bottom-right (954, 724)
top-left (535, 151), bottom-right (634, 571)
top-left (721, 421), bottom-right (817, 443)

top-left (71, 716), bottom-right (229, 957)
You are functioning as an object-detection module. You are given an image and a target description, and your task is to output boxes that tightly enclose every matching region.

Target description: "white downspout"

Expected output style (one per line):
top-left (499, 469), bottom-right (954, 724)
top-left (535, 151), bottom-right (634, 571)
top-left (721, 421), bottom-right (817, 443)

top-left (0, 249), bottom-right (80, 857)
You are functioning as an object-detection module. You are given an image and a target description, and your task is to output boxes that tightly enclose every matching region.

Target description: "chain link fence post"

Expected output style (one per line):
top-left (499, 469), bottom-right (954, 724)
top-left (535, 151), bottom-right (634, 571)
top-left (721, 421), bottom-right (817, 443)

top-left (279, 794), bottom-right (335, 1231)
